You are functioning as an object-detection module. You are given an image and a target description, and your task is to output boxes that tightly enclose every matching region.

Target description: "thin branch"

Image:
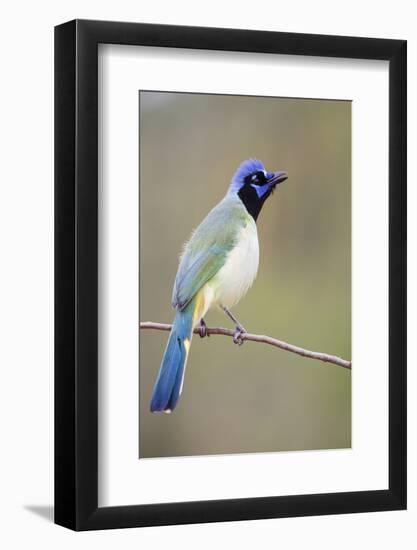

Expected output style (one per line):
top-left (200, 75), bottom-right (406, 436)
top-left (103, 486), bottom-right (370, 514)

top-left (140, 321), bottom-right (351, 370)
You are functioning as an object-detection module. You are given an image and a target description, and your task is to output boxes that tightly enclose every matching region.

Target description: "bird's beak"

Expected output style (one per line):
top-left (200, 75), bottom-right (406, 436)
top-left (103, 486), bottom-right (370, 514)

top-left (268, 171), bottom-right (288, 188)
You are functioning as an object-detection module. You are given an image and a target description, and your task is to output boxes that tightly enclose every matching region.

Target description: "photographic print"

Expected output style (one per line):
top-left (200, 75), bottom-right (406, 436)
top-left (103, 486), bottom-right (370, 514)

top-left (139, 90), bottom-right (351, 459)
top-left (55, 21), bottom-right (406, 529)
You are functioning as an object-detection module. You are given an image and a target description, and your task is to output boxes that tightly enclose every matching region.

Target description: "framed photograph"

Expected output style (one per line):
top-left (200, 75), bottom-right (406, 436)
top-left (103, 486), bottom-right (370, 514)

top-left (55, 19), bottom-right (406, 530)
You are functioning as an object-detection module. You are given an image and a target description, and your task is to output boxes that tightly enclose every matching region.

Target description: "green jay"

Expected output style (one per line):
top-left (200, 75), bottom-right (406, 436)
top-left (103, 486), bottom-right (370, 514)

top-left (150, 159), bottom-right (288, 413)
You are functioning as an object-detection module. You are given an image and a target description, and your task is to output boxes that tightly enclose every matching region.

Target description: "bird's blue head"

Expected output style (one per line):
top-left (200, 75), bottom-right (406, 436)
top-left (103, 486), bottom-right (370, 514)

top-left (229, 159), bottom-right (288, 221)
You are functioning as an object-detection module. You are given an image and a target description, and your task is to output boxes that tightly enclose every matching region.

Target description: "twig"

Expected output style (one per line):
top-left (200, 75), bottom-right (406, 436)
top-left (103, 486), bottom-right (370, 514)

top-left (139, 321), bottom-right (351, 370)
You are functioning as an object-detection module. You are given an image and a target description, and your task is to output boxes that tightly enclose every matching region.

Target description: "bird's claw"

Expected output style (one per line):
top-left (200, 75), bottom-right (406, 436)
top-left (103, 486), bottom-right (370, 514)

top-left (233, 327), bottom-right (246, 346)
top-left (198, 319), bottom-right (209, 338)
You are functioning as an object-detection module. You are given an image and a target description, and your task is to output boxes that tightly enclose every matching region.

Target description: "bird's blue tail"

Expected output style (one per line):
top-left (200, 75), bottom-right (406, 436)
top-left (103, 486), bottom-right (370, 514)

top-left (150, 303), bottom-right (195, 413)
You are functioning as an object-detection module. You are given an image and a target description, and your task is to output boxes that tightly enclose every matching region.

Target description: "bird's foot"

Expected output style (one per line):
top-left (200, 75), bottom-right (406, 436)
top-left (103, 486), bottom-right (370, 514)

top-left (233, 325), bottom-right (246, 346)
top-left (198, 318), bottom-right (209, 338)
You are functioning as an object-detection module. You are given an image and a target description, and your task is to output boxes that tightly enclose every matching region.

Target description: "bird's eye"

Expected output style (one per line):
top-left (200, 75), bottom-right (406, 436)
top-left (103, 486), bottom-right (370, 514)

top-left (251, 174), bottom-right (258, 183)
top-left (257, 171), bottom-right (267, 183)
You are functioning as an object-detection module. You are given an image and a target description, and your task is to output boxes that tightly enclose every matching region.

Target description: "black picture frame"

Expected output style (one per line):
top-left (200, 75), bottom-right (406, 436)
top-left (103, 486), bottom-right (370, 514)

top-left (55, 19), bottom-right (407, 531)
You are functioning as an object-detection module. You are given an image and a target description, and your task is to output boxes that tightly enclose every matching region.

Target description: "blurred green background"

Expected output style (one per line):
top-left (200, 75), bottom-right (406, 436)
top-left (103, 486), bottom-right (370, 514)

top-left (139, 91), bottom-right (351, 458)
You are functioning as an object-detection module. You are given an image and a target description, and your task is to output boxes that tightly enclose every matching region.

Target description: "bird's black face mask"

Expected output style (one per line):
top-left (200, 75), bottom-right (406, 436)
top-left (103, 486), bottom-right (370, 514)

top-left (238, 170), bottom-right (288, 220)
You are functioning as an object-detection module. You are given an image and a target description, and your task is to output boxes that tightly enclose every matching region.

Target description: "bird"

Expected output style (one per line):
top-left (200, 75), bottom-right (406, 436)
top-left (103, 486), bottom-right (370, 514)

top-left (150, 159), bottom-right (288, 413)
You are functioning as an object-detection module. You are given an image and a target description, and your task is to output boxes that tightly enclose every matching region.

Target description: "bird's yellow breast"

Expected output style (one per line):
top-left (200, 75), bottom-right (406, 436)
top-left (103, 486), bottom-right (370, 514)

top-left (209, 218), bottom-right (259, 309)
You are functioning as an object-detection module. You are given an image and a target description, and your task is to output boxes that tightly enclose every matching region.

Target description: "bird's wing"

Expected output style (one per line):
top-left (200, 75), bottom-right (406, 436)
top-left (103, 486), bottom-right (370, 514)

top-left (172, 196), bottom-right (248, 311)
top-left (172, 244), bottom-right (230, 310)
